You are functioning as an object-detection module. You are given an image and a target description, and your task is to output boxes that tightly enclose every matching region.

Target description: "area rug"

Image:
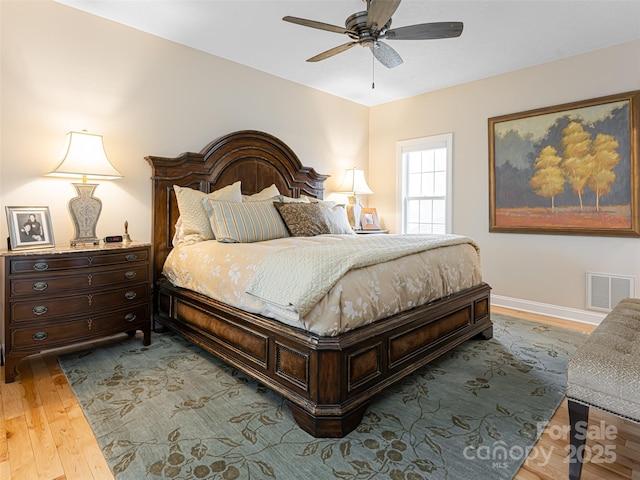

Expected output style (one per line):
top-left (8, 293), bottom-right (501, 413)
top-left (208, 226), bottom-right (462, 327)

top-left (58, 313), bottom-right (586, 480)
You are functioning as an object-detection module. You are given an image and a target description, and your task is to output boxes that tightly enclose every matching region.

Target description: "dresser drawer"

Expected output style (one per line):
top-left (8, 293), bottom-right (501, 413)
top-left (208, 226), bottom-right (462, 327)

top-left (9, 265), bottom-right (150, 297)
top-left (10, 304), bottom-right (149, 349)
top-left (9, 248), bottom-right (149, 274)
top-left (10, 283), bottom-right (149, 322)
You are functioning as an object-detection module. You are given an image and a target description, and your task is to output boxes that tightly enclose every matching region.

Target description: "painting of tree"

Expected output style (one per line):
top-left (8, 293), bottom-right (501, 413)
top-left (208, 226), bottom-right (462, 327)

top-left (530, 146), bottom-right (564, 211)
top-left (489, 90), bottom-right (639, 237)
top-left (561, 121), bottom-right (594, 210)
top-left (590, 133), bottom-right (620, 211)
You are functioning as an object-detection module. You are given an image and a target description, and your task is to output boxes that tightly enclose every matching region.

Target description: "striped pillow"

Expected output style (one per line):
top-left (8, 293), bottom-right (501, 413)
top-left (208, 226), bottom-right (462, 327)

top-left (203, 198), bottom-right (289, 243)
top-left (173, 182), bottom-right (242, 244)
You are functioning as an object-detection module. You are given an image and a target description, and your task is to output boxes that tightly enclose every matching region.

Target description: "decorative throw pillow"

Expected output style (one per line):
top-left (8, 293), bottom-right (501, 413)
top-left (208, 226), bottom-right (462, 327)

top-left (173, 182), bottom-right (242, 244)
top-left (242, 184), bottom-right (280, 201)
top-left (203, 198), bottom-right (289, 243)
top-left (322, 204), bottom-right (355, 234)
top-left (273, 202), bottom-right (331, 236)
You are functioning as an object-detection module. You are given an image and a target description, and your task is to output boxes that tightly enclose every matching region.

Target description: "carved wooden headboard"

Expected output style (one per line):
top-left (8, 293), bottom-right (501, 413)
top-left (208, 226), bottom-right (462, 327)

top-left (145, 130), bottom-right (329, 284)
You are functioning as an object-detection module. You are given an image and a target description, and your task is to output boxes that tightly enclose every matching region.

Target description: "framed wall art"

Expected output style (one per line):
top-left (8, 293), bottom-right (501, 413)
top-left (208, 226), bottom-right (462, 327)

top-left (6, 206), bottom-right (55, 250)
top-left (489, 90), bottom-right (639, 237)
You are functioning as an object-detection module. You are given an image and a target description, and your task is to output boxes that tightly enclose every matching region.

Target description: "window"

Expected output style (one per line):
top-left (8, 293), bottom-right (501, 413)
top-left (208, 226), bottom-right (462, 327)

top-left (397, 133), bottom-right (453, 234)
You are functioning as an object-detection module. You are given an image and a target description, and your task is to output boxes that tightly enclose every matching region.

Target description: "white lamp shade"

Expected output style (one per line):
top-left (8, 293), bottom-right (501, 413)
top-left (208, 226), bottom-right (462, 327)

top-left (335, 168), bottom-right (373, 195)
top-left (48, 131), bottom-right (123, 180)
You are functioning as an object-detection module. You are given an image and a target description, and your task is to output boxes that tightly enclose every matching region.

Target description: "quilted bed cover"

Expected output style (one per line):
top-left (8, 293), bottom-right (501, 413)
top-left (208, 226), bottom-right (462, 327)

top-left (162, 234), bottom-right (482, 336)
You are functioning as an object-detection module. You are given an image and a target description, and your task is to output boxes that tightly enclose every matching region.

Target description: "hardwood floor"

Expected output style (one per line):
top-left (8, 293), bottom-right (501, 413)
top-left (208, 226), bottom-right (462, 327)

top-left (495, 306), bottom-right (640, 480)
top-left (0, 307), bottom-right (638, 479)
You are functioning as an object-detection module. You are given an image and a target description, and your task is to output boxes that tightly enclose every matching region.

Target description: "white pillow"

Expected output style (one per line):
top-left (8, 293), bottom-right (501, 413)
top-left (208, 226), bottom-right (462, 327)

top-left (301, 195), bottom-right (336, 207)
top-left (242, 184), bottom-right (280, 201)
top-left (323, 204), bottom-right (355, 234)
top-left (172, 217), bottom-right (185, 247)
top-left (279, 195), bottom-right (311, 203)
top-left (173, 182), bottom-right (242, 244)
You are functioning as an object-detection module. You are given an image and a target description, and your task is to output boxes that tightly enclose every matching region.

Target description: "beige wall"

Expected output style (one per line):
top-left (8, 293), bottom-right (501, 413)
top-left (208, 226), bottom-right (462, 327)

top-left (2, 1), bottom-right (638, 320)
top-left (369, 40), bottom-right (640, 318)
top-left (0, 0), bottom-right (369, 245)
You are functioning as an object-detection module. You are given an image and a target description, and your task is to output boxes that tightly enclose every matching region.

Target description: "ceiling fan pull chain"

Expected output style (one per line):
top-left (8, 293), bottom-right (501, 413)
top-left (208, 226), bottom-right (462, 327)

top-left (372, 53), bottom-right (375, 89)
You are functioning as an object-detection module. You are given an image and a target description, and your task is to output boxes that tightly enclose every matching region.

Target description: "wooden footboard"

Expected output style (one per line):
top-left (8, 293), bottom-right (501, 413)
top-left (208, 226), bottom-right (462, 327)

top-left (153, 279), bottom-right (492, 437)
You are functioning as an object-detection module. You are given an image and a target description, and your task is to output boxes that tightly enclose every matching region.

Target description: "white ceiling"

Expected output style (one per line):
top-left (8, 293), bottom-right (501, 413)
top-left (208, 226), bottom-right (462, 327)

top-left (56, 0), bottom-right (640, 107)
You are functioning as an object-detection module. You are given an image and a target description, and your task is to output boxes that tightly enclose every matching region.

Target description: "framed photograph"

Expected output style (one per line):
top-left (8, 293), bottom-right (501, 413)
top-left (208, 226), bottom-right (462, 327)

top-left (6, 206), bottom-right (55, 250)
top-left (489, 90), bottom-right (639, 237)
top-left (361, 207), bottom-right (381, 230)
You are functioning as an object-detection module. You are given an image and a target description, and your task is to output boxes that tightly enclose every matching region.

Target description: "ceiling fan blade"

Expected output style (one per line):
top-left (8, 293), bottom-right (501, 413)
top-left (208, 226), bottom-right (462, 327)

top-left (307, 42), bottom-right (357, 62)
top-left (386, 22), bottom-right (464, 40)
top-left (370, 41), bottom-right (403, 68)
top-left (283, 16), bottom-right (354, 35)
top-left (366, 0), bottom-right (401, 31)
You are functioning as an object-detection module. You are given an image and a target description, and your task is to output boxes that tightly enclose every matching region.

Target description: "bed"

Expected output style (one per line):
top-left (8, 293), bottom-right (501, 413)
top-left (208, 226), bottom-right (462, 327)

top-left (145, 130), bottom-right (493, 438)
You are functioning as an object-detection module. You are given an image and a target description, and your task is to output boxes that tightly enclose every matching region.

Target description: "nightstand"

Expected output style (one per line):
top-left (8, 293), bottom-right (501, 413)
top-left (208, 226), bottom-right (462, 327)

top-left (355, 229), bottom-right (389, 234)
top-left (1, 242), bottom-right (152, 383)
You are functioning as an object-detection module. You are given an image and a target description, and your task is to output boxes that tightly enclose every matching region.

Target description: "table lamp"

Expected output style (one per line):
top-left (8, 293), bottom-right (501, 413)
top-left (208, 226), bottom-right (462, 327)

top-left (335, 167), bottom-right (373, 230)
top-left (47, 130), bottom-right (123, 246)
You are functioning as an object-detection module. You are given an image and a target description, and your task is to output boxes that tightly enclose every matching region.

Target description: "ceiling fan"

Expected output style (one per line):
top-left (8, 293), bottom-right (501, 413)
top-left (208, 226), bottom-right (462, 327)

top-left (283, 0), bottom-right (463, 69)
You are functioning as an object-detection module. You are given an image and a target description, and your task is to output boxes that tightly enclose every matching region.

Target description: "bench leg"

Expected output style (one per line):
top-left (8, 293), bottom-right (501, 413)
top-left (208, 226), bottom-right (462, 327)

top-left (568, 399), bottom-right (589, 480)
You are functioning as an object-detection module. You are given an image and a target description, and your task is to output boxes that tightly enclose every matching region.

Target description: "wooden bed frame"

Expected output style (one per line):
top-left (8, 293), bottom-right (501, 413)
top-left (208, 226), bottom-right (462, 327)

top-left (145, 130), bottom-right (493, 438)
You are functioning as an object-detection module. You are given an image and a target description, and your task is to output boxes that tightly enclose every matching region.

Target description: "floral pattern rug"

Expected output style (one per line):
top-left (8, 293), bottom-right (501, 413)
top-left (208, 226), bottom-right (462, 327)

top-left (58, 313), bottom-right (586, 479)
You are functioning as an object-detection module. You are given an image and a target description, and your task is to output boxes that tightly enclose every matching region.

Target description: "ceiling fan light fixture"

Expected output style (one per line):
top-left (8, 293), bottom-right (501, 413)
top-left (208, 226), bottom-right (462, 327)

top-left (283, 0), bottom-right (463, 68)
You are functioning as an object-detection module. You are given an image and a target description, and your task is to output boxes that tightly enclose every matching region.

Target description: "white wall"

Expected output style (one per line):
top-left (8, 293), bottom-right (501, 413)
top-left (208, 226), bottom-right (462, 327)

top-left (0, 0), bottom-right (369, 245)
top-left (369, 40), bottom-right (640, 320)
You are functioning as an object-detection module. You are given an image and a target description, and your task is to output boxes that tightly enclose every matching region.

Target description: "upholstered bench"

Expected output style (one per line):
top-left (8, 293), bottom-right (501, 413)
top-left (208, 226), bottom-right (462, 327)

top-left (566, 297), bottom-right (640, 480)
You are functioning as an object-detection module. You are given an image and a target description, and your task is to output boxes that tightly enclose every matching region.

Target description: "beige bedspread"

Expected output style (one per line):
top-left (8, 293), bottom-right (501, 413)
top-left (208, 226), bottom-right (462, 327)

top-left (163, 234), bottom-right (482, 336)
top-left (246, 234), bottom-right (479, 320)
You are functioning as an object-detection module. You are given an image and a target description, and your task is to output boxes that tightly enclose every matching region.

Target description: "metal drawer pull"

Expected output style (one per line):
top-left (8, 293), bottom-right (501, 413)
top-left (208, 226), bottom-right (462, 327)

top-left (32, 281), bottom-right (48, 291)
top-left (124, 271), bottom-right (137, 279)
top-left (125, 313), bottom-right (137, 322)
top-left (33, 305), bottom-right (48, 315)
top-left (33, 262), bottom-right (49, 271)
top-left (125, 291), bottom-right (137, 300)
top-left (125, 253), bottom-right (138, 262)
top-left (32, 331), bottom-right (48, 341)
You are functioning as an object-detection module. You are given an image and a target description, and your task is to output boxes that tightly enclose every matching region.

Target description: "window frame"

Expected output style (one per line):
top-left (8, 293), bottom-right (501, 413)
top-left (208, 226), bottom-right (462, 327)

top-left (396, 133), bottom-right (453, 234)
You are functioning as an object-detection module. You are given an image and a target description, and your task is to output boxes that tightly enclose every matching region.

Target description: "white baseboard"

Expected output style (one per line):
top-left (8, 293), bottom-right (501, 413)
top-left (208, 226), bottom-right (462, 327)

top-left (491, 294), bottom-right (606, 326)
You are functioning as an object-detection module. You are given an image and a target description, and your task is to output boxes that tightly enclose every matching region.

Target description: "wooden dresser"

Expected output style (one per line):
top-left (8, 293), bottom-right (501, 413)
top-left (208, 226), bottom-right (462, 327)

top-left (1, 242), bottom-right (152, 383)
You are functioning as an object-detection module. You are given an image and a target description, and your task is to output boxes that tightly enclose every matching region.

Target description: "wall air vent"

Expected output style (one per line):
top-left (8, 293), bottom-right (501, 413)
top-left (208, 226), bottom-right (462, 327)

top-left (586, 272), bottom-right (635, 312)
